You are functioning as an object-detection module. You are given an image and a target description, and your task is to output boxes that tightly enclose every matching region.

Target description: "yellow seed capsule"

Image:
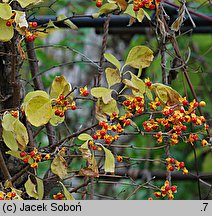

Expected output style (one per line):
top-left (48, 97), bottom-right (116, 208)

top-left (97, 147), bottom-right (102, 152)
top-left (199, 101), bottom-right (206, 107)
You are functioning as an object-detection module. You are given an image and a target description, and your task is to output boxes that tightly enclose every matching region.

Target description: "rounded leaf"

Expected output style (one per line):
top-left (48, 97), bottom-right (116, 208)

top-left (91, 87), bottom-right (113, 104)
top-left (0, 3), bottom-right (12, 20)
top-left (25, 95), bottom-right (52, 127)
top-left (105, 68), bottom-right (121, 88)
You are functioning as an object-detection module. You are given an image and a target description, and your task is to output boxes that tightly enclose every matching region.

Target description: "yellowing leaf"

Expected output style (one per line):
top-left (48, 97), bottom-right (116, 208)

top-left (79, 140), bottom-right (91, 162)
top-left (95, 100), bottom-right (108, 122)
top-left (125, 46), bottom-right (154, 69)
top-left (145, 88), bottom-right (153, 101)
top-left (105, 68), bottom-right (121, 88)
top-left (104, 53), bottom-right (121, 70)
top-left (101, 145), bottom-right (115, 173)
top-left (2, 130), bottom-right (18, 151)
top-left (50, 76), bottom-right (72, 101)
top-left (0, 18), bottom-right (14, 42)
top-left (17, 0), bottom-right (43, 8)
top-left (25, 95), bottom-right (52, 127)
top-left (59, 182), bottom-right (75, 200)
top-left (51, 155), bottom-right (67, 179)
top-left (152, 83), bottom-right (181, 107)
top-left (130, 72), bottom-right (145, 94)
top-left (116, 0), bottom-right (128, 11)
top-left (122, 79), bottom-right (139, 92)
top-left (25, 176), bottom-right (38, 199)
top-left (57, 14), bottom-right (78, 31)
top-left (102, 98), bottom-right (119, 115)
top-left (49, 110), bottom-right (65, 126)
top-left (78, 133), bottom-right (92, 141)
top-left (124, 4), bottom-right (136, 18)
top-left (0, 3), bottom-right (12, 20)
top-left (92, 3), bottom-right (118, 18)
top-left (2, 113), bottom-right (17, 131)
top-left (91, 87), bottom-right (113, 104)
top-left (137, 9), bottom-right (144, 23)
top-left (36, 177), bottom-right (44, 200)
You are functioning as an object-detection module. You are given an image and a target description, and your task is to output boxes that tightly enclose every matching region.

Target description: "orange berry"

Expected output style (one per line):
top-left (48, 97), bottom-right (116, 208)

top-left (199, 101), bottom-right (206, 107)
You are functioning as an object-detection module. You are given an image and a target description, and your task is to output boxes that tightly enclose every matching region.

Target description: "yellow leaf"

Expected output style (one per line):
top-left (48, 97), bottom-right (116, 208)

top-left (105, 68), bottom-right (121, 88)
top-left (130, 72), bottom-right (145, 94)
top-left (101, 145), bottom-right (115, 173)
top-left (25, 95), bottom-right (52, 127)
top-left (79, 140), bottom-right (92, 162)
top-left (102, 98), bottom-right (119, 115)
top-left (24, 176), bottom-right (39, 199)
top-left (2, 130), bottom-right (18, 151)
top-left (57, 14), bottom-right (78, 31)
top-left (50, 76), bottom-right (73, 101)
top-left (92, 3), bottom-right (118, 18)
top-left (137, 9), bottom-right (144, 23)
top-left (59, 182), bottom-right (75, 200)
top-left (2, 113), bottom-right (16, 131)
top-left (0, 18), bottom-right (14, 42)
top-left (95, 100), bottom-right (108, 122)
top-left (0, 3), bottom-right (12, 20)
top-left (145, 88), bottom-right (153, 101)
top-left (124, 4), bottom-right (136, 18)
top-left (78, 133), bottom-right (92, 141)
top-left (51, 155), bottom-right (67, 179)
top-left (104, 53), bottom-right (121, 70)
top-left (49, 111), bottom-right (65, 126)
top-left (122, 79), bottom-right (139, 92)
top-left (152, 83), bottom-right (181, 107)
top-left (17, 0), bottom-right (43, 8)
top-left (91, 87), bottom-right (113, 104)
top-left (125, 46), bottom-right (154, 69)
top-left (13, 120), bottom-right (29, 151)
top-left (36, 177), bottom-right (44, 200)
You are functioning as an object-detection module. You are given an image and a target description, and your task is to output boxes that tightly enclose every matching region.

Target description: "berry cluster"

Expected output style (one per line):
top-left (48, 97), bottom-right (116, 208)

top-left (53, 192), bottom-right (65, 200)
top-left (20, 148), bottom-right (50, 169)
top-left (0, 190), bottom-right (16, 200)
top-left (5, 11), bottom-right (16, 27)
top-left (123, 96), bottom-right (144, 115)
top-left (79, 86), bottom-right (89, 97)
top-left (166, 157), bottom-right (188, 174)
top-left (53, 94), bottom-right (76, 118)
top-left (154, 180), bottom-right (177, 200)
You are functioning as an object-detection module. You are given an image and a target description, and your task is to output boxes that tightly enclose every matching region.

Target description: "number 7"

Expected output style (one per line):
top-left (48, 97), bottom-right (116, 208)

top-left (203, 203), bottom-right (208, 211)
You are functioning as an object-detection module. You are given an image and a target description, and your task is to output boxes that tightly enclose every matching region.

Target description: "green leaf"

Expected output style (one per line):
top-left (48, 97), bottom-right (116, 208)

top-left (25, 176), bottom-right (39, 199)
top-left (17, 0), bottom-right (42, 8)
top-left (50, 76), bottom-right (73, 101)
top-left (137, 9), bottom-right (144, 23)
top-left (78, 133), bottom-right (92, 141)
top-left (104, 53), bottom-right (121, 70)
top-left (36, 177), bottom-right (44, 200)
top-left (6, 150), bottom-right (34, 164)
top-left (59, 182), bottom-right (75, 200)
top-left (125, 46), bottom-right (154, 69)
top-left (57, 14), bottom-right (78, 31)
top-left (91, 87), bottom-right (113, 104)
top-left (124, 4), bottom-right (136, 18)
top-left (101, 145), bottom-right (115, 173)
top-left (37, 160), bottom-right (51, 179)
top-left (51, 155), bottom-right (67, 179)
top-left (92, 3), bottom-right (118, 18)
top-left (0, 3), bottom-right (12, 20)
top-left (142, 9), bottom-right (151, 20)
top-left (25, 95), bottom-right (52, 127)
top-left (145, 88), bottom-right (153, 101)
top-left (0, 18), bottom-right (14, 42)
top-left (2, 130), bottom-right (18, 151)
top-left (102, 98), bottom-right (119, 115)
top-left (202, 153), bottom-right (212, 173)
top-left (105, 68), bottom-right (121, 88)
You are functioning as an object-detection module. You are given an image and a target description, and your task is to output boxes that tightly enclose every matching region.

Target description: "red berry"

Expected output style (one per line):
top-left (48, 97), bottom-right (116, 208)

top-left (59, 112), bottom-right (65, 117)
top-left (170, 158), bottom-right (175, 164)
top-left (139, 2), bottom-right (144, 8)
top-left (125, 119), bottom-right (131, 126)
top-left (64, 100), bottom-right (69, 105)
top-left (20, 151), bottom-right (26, 157)
top-left (30, 151), bottom-right (36, 157)
top-left (55, 109), bottom-right (60, 116)
top-left (143, 0), bottom-right (149, 4)
top-left (131, 104), bottom-right (136, 109)
top-left (6, 21), bottom-right (12, 27)
top-left (169, 108), bottom-right (174, 114)
top-left (100, 130), bottom-right (106, 136)
top-left (156, 101), bottom-right (161, 106)
top-left (169, 166), bottom-right (174, 171)
top-left (181, 125), bottom-right (187, 131)
top-left (92, 134), bottom-right (98, 140)
top-left (0, 197), bottom-right (4, 200)
top-left (137, 108), bottom-right (143, 114)
top-left (194, 101), bottom-right (199, 107)
top-left (182, 100), bottom-right (189, 106)
top-left (82, 90), bottom-right (89, 97)
top-left (59, 95), bottom-right (65, 100)
top-left (92, 145), bottom-right (97, 150)
top-left (71, 105), bottom-right (77, 110)
top-left (112, 112), bottom-right (117, 117)
top-left (133, 6), bottom-right (139, 11)
top-left (32, 22), bottom-right (37, 28)
top-left (146, 81), bottom-right (152, 86)
top-left (171, 186), bottom-right (177, 192)
top-left (11, 192), bottom-right (16, 198)
top-left (180, 107), bottom-right (185, 113)
top-left (165, 185), bottom-right (170, 191)
top-left (145, 126), bottom-right (151, 132)
top-left (96, 1), bottom-right (102, 7)
top-left (149, 4), bottom-right (156, 10)
top-left (123, 100), bottom-right (130, 106)
top-left (26, 35), bottom-right (36, 42)
top-left (105, 138), bottom-right (111, 144)
top-left (136, 96), bottom-right (142, 102)
top-left (23, 158), bottom-right (28, 164)
top-left (179, 162), bottom-right (185, 168)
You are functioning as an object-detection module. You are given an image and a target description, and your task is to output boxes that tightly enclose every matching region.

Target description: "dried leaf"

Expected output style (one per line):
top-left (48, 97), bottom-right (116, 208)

top-left (51, 155), bottom-right (67, 179)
